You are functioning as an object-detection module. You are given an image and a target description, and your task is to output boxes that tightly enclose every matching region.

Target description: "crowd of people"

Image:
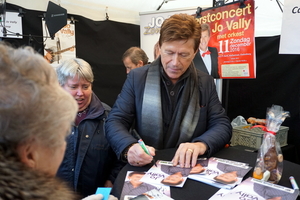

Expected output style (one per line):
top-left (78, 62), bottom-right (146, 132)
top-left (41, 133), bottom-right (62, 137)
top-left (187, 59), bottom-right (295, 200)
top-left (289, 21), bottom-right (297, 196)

top-left (0, 13), bottom-right (232, 200)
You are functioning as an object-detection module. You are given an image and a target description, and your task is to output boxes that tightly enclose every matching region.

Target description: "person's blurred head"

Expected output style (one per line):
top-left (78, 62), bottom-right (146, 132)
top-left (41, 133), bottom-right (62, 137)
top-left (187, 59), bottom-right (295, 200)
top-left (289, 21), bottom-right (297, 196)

top-left (153, 41), bottom-right (160, 60)
top-left (56, 58), bottom-right (94, 112)
top-left (127, 171), bottom-right (146, 187)
top-left (199, 23), bottom-right (211, 51)
top-left (158, 13), bottom-right (201, 84)
top-left (122, 47), bottom-right (149, 74)
top-left (214, 171), bottom-right (238, 184)
top-left (161, 171), bottom-right (184, 186)
top-left (0, 43), bottom-right (77, 176)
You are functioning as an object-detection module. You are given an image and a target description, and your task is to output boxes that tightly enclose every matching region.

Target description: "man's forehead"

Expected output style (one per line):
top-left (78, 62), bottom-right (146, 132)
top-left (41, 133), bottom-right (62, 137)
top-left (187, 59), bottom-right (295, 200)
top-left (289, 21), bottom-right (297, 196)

top-left (201, 30), bottom-right (210, 36)
top-left (162, 43), bottom-right (194, 52)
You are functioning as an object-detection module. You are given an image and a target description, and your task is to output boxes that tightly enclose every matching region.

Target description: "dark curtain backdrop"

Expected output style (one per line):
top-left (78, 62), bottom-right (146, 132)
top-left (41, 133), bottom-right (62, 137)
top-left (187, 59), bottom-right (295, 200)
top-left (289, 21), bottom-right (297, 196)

top-left (223, 36), bottom-right (300, 163)
top-left (3, 3), bottom-right (139, 107)
top-left (3, 4), bottom-right (300, 163)
top-left (74, 16), bottom-right (140, 106)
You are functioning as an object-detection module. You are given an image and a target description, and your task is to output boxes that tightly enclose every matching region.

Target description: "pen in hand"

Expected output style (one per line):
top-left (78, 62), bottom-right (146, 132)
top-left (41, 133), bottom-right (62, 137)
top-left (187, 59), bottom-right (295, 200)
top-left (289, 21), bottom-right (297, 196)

top-left (132, 129), bottom-right (157, 166)
top-left (290, 176), bottom-right (299, 190)
top-left (138, 139), bottom-right (150, 155)
top-left (289, 176), bottom-right (300, 196)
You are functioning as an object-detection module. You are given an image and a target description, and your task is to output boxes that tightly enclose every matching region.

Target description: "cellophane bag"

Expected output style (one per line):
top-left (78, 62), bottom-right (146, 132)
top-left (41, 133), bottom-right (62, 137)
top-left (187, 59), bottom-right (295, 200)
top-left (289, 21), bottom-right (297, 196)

top-left (252, 105), bottom-right (290, 184)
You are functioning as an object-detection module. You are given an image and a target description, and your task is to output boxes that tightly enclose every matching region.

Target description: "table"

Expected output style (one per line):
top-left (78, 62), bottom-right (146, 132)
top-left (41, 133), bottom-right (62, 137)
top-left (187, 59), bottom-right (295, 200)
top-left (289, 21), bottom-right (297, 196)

top-left (111, 146), bottom-right (300, 200)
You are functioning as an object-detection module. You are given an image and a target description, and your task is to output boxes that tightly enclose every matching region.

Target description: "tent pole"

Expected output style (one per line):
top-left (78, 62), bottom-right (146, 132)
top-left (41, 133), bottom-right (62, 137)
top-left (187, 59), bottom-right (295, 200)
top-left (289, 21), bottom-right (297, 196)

top-left (275, 0), bottom-right (283, 12)
top-left (215, 79), bottom-right (222, 102)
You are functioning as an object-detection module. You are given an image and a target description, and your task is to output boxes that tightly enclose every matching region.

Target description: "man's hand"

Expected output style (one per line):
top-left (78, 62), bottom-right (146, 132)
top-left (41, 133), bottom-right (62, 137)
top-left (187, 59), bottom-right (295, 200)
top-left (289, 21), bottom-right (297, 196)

top-left (172, 142), bottom-right (207, 168)
top-left (127, 143), bottom-right (155, 167)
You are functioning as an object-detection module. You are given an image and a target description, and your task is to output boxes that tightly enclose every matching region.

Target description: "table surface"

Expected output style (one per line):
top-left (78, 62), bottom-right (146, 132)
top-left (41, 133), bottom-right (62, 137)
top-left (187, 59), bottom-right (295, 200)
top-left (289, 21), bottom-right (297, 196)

top-left (111, 146), bottom-right (300, 200)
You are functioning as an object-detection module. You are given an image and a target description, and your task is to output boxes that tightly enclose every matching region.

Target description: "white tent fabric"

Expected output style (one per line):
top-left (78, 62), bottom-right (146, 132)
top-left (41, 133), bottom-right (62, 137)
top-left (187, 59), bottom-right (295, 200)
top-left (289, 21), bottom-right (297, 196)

top-left (7, 0), bottom-right (284, 36)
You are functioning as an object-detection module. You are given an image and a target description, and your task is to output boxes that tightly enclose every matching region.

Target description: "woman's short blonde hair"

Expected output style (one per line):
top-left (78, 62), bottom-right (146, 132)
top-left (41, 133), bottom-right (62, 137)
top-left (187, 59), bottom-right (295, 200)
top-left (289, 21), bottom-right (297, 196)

top-left (0, 43), bottom-right (77, 149)
top-left (56, 58), bottom-right (94, 86)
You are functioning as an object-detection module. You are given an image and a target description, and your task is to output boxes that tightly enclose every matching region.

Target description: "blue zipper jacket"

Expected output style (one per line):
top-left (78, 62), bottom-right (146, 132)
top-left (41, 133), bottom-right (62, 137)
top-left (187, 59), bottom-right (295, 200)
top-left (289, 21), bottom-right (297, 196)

top-left (57, 93), bottom-right (122, 197)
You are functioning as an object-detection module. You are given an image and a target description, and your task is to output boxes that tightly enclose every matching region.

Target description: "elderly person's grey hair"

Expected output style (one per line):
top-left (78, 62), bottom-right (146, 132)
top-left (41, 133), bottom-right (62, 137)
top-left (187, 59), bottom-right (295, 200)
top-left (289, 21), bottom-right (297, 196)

top-left (0, 43), bottom-right (77, 149)
top-left (56, 58), bottom-right (94, 86)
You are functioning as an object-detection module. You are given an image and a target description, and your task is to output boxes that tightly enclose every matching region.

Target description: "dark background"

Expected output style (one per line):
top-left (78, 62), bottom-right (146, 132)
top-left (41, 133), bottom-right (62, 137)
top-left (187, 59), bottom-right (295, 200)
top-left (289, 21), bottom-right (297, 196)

top-left (3, 3), bottom-right (300, 164)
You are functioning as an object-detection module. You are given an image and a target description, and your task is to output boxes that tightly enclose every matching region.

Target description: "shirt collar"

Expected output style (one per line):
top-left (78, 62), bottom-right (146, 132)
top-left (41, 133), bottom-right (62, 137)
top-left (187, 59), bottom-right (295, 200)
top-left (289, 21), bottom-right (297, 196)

top-left (160, 62), bottom-right (191, 85)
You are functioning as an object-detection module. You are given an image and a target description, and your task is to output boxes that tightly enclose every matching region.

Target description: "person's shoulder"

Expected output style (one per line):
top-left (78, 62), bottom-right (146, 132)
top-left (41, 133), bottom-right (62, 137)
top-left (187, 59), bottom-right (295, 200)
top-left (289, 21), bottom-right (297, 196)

top-left (196, 68), bottom-right (214, 80)
top-left (90, 93), bottom-right (111, 116)
top-left (101, 102), bottom-right (111, 112)
top-left (127, 63), bottom-right (152, 83)
top-left (193, 51), bottom-right (201, 59)
top-left (208, 46), bottom-right (217, 50)
top-left (196, 69), bottom-right (216, 87)
top-left (1, 162), bottom-right (78, 200)
top-left (208, 46), bottom-right (218, 53)
top-left (127, 64), bottom-right (150, 78)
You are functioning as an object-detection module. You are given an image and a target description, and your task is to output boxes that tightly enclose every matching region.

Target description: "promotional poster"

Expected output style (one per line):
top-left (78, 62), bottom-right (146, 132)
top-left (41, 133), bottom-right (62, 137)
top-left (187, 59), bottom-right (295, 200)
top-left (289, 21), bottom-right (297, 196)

top-left (140, 0), bottom-right (255, 79)
top-left (188, 157), bottom-right (252, 189)
top-left (43, 21), bottom-right (76, 67)
top-left (120, 171), bottom-right (171, 200)
top-left (197, 0), bottom-right (256, 78)
top-left (140, 160), bottom-right (191, 188)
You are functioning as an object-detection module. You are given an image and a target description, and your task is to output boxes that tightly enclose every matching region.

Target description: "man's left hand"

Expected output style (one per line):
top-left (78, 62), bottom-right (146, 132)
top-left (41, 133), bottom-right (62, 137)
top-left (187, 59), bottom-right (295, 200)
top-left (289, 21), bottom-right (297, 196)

top-left (172, 142), bottom-right (207, 168)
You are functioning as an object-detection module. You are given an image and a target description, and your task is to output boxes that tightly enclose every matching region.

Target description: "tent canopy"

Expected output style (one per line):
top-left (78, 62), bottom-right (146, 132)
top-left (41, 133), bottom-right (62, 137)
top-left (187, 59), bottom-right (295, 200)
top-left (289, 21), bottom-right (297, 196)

top-left (7, 0), bottom-right (284, 36)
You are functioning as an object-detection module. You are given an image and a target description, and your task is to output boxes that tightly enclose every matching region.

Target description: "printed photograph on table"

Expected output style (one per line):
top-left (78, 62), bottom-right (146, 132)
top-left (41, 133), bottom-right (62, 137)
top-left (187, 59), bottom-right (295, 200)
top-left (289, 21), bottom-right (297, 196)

top-left (188, 157), bottom-right (252, 189)
top-left (130, 189), bottom-right (174, 200)
top-left (189, 158), bottom-right (209, 175)
top-left (120, 171), bottom-right (171, 200)
top-left (196, 0), bottom-right (256, 79)
top-left (140, 160), bottom-right (192, 187)
top-left (209, 177), bottom-right (299, 200)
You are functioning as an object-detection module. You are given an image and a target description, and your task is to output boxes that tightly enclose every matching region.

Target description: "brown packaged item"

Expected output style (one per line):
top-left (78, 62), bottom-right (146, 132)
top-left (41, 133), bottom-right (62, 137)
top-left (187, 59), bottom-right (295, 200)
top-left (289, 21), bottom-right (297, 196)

top-left (247, 117), bottom-right (266, 125)
top-left (252, 105), bottom-right (289, 184)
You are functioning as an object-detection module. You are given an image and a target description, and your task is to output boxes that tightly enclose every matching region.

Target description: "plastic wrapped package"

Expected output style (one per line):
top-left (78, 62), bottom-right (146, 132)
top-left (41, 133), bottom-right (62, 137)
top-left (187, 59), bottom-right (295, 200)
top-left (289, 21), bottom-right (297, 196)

top-left (231, 115), bottom-right (248, 127)
top-left (252, 105), bottom-right (289, 184)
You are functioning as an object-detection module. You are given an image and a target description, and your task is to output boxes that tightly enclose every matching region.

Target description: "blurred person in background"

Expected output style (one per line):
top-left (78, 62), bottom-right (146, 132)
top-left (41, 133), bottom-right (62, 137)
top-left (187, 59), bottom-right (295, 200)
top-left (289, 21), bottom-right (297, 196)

top-left (153, 41), bottom-right (160, 60)
top-left (122, 47), bottom-right (149, 74)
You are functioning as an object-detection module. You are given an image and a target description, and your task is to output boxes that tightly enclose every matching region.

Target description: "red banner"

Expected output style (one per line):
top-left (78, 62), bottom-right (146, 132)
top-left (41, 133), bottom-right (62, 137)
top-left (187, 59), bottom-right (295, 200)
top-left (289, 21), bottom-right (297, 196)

top-left (197, 0), bottom-right (255, 79)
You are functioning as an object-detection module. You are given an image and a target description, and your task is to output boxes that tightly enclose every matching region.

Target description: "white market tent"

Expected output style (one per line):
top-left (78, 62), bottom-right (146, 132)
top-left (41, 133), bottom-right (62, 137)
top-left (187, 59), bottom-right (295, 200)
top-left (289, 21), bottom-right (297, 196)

top-left (8, 0), bottom-right (284, 37)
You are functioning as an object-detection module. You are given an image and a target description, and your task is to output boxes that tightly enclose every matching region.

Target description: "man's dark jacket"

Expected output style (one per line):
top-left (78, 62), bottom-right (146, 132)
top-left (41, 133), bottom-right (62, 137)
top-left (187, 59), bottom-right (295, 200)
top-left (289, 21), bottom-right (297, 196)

top-left (57, 93), bottom-right (121, 197)
top-left (105, 59), bottom-right (232, 159)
